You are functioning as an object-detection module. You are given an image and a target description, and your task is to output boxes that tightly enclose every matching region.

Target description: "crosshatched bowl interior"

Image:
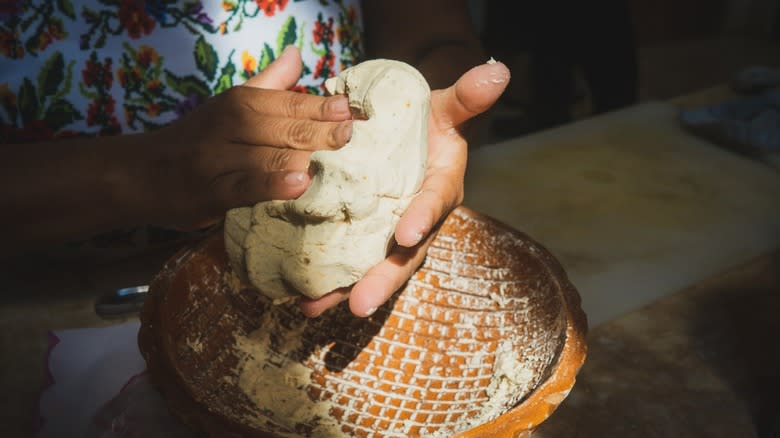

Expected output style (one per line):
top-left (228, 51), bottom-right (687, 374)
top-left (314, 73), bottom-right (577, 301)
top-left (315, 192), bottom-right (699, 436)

top-left (139, 206), bottom-right (586, 437)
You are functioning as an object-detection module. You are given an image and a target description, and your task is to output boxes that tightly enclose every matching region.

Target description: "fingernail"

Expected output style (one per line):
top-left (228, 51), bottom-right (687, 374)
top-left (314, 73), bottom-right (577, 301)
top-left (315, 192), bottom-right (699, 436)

top-left (364, 306), bottom-right (377, 317)
top-left (284, 171), bottom-right (307, 185)
top-left (329, 96), bottom-right (350, 114)
top-left (405, 228), bottom-right (425, 247)
top-left (338, 120), bottom-right (353, 144)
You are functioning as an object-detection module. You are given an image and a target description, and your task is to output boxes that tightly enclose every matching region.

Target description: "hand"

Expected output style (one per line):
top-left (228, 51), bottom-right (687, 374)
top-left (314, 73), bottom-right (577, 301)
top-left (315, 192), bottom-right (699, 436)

top-left (300, 60), bottom-right (510, 317)
top-left (137, 46), bottom-right (352, 230)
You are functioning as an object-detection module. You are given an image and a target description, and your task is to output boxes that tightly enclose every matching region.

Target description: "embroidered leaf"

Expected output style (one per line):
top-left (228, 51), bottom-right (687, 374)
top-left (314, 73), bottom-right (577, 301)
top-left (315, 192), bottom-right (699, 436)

top-left (18, 78), bottom-right (40, 125)
top-left (0, 86), bottom-right (18, 124)
top-left (164, 72), bottom-right (211, 99)
top-left (95, 32), bottom-right (107, 49)
top-left (78, 82), bottom-right (99, 100)
top-left (44, 99), bottom-right (81, 131)
top-left (214, 61), bottom-right (236, 94)
top-left (309, 43), bottom-right (327, 57)
top-left (57, 0), bottom-right (76, 19)
top-left (276, 16), bottom-right (297, 55)
top-left (258, 43), bottom-right (275, 71)
top-left (82, 7), bottom-right (99, 24)
top-left (54, 60), bottom-right (77, 101)
top-left (194, 35), bottom-right (218, 81)
top-left (37, 52), bottom-right (65, 101)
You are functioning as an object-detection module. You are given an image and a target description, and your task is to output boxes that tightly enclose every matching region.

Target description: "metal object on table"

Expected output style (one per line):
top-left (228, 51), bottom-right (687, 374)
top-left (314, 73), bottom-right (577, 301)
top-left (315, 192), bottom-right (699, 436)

top-left (94, 285), bottom-right (149, 317)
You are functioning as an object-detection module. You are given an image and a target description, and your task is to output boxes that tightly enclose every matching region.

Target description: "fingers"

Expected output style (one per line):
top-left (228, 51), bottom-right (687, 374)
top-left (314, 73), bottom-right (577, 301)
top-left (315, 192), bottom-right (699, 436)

top-left (348, 242), bottom-right (429, 317)
top-left (298, 288), bottom-right (350, 318)
top-left (226, 86), bottom-right (351, 122)
top-left (395, 148), bottom-right (465, 247)
top-left (214, 169), bottom-right (311, 211)
top-left (231, 116), bottom-right (353, 151)
top-left (431, 60), bottom-right (510, 131)
top-left (298, 240), bottom-right (431, 318)
top-left (244, 45), bottom-right (303, 90)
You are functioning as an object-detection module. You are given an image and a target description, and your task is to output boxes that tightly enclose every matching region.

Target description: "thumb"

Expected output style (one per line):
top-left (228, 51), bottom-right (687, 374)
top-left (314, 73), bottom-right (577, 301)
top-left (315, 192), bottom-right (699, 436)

top-left (244, 45), bottom-right (303, 90)
top-left (431, 60), bottom-right (510, 130)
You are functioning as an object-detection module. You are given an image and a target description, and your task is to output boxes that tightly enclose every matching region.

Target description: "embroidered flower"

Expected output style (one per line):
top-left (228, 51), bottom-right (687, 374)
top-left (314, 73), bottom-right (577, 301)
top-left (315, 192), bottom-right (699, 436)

top-left (146, 102), bottom-right (162, 117)
top-left (82, 57), bottom-right (113, 88)
top-left (0, 28), bottom-right (23, 58)
top-left (118, 0), bottom-right (155, 39)
top-left (241, 50), bottom-right (257, 79)
top-left (313, 52), bottom-right (334, 80)
top-left (313, 16), bottom-right (334, 45)
top-left (136, 45), bottom-right (159, 68)
top-left (0, 0), bottom-right (24, 24)
top-left (255, 0), bottom-right (288, 17)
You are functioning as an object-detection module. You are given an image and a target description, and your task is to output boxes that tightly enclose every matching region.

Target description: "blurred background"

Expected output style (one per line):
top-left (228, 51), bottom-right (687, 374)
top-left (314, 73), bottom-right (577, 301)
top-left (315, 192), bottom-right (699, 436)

top-left (468, 0), bottom-right (780, 140)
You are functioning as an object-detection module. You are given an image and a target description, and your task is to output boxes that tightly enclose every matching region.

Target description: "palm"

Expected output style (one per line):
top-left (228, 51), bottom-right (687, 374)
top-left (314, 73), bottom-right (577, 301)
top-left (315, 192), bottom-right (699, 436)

top-left (300, 60), bottom-right (510, 317)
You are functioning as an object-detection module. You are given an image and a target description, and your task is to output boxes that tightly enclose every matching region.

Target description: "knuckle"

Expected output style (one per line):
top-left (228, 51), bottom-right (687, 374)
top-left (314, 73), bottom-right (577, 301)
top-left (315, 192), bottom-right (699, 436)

top-left (283, 93), bottom-right (307, 117)
top-left (288, 120), bottom-right (315, 148)
top-left (267, 149), bottom-right (292, 171)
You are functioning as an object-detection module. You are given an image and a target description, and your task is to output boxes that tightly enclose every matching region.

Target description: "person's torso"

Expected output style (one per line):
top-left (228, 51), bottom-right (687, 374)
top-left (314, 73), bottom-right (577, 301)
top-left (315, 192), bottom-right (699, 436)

top-left (0, 0), bottom-right (364, 143)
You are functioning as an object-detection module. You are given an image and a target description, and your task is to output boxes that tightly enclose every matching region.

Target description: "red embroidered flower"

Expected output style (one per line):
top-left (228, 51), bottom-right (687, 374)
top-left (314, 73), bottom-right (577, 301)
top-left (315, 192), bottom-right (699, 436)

top-left (0, 29), bottom-right (23, 58)
top-left (313, 52), bottom-right (334, 80)
top-left (313, 16), bottom-right (334, 45)
top-left (146, 78), bottom-right (162, 92)
top-left (255, 0), bottom-right (288, 17)
top-left (82, 57), bottom-right (114, 88)
top-left (117, 66), bottom-right (142, 89)
top-left (136, 45), bottom-right (159, 68)
top-left (118, 0), bottom-right (155, 39)
top-left (86, 96), bottom-right (116, 126)
top-left (146, 102), bottom-right (162, 117)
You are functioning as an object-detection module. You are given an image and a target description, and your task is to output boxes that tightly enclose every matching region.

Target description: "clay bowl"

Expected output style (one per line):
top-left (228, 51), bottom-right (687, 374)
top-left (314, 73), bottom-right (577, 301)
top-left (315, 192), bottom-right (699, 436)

top-left (138, 206), bottom-right (587, 437)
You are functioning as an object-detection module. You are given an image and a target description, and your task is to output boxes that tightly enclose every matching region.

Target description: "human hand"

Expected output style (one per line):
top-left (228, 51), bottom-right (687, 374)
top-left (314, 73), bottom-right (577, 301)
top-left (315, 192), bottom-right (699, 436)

top-left (136, 46), bottom-right (352, 230)
top-left (300, 60), bottom-right (510, 317)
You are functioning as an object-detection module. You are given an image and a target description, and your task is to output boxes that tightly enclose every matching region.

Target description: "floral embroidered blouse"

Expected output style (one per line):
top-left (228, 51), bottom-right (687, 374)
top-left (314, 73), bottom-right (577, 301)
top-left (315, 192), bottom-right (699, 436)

top-left (0, 0), bottom-right (363, 252)
top-left (0, 0), bottom-right (364, 143)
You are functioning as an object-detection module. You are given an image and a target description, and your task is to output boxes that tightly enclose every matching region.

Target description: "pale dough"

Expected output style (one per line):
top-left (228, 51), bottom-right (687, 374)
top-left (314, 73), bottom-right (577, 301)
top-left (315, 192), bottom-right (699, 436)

top-left (225, 59), bottom-right (430, 300)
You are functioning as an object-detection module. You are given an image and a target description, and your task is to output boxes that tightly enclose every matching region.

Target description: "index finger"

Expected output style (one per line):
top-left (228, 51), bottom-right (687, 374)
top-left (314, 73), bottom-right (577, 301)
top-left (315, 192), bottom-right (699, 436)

top-left (229, 86), bottom-right (352, 122)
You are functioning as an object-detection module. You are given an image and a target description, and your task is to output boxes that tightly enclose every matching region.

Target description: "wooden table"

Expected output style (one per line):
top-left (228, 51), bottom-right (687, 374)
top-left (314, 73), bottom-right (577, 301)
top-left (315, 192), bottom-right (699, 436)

top-left (1, 87), bottom-right (778, 437)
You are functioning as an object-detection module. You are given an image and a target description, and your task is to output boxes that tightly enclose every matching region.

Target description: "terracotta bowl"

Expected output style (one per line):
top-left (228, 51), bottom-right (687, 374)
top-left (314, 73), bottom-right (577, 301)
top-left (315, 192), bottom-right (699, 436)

top-left (138, 206), bottom-right (587, 437)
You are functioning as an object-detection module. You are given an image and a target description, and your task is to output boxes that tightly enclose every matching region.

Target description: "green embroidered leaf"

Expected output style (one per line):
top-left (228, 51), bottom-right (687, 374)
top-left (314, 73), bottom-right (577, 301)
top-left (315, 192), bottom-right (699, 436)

top-left (276, 16), bottom-right (297, 55)
top-left (43, 99), bottom-right (81, 131)
top-left (95, 32), bottom-right (107, 49)
top-left (164, 71), bottom-right (211, 98)
top-left (214, 61), bottom-right (236, 94)
top-left (18, 78), bottom-right (40, 125)
top-left (258, 43), bottom-right (275, 71)
top-left (54, 60), bottom-right (76, 100)
top-left (0, 91), bottom-right (18, 125)
top-left (37, 52), bottom-right (65, 101)
top-left (194, 35), bottom-right (218, 81)
top-left (57, 0), bottom-right (76, 19)
top-left (78, 83), bottom-right (98, 100)
top-left (309, 43), bottom-right (327, 57)
top-left (82, 7), bottom-right (99, 24)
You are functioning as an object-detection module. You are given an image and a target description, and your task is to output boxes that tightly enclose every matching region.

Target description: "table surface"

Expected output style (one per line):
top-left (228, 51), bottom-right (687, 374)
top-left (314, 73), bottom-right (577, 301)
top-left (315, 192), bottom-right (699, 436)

top-left (2, 86), bottom-right (778, 437)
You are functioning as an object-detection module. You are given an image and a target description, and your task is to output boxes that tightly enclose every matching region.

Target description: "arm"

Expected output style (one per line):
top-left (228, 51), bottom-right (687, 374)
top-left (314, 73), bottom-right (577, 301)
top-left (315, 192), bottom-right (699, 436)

top-left (0, 47), bottom-right (351, 255)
